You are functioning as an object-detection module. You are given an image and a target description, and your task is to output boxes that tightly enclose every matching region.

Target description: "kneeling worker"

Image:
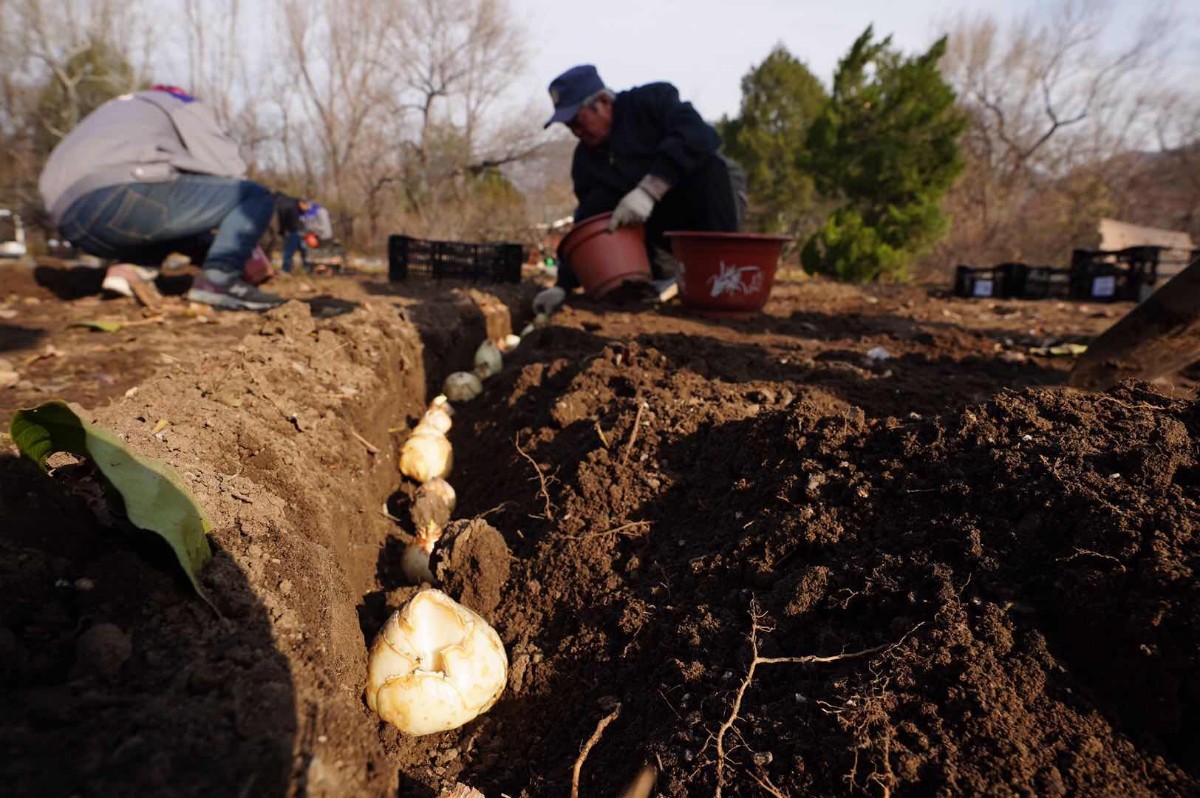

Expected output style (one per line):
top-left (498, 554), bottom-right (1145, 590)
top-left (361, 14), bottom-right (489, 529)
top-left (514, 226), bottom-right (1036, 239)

top-left (534, 64), bottom-right (745, 316)
top-left (39, 85), bottom-right (284, 311)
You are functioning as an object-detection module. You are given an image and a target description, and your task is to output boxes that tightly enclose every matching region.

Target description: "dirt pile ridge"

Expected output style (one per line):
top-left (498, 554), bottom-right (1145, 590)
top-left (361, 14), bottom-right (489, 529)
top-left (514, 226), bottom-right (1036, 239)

top-left (438, 306), bottom-right (1198, 796)
top-left (1, 282), bottom-right (528, 797)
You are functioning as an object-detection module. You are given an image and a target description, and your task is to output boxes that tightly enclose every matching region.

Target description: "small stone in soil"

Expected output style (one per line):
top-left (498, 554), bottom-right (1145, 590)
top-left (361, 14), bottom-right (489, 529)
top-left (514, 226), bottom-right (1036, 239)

top-left (75, 623), bottom-right (132, 680)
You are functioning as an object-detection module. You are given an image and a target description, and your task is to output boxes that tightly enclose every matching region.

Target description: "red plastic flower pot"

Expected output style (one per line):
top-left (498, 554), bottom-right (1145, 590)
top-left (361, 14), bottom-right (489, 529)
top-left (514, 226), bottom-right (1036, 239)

top-left (666, 231), bottom-right (792, 316)
top-left (557, 212), bottom-right (653, 298)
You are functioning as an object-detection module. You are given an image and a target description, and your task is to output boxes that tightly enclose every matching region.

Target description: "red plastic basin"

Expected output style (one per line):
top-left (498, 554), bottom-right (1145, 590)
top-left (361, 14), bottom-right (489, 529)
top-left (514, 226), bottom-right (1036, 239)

top-left (557, 212), bottom-right (653, 298)
top-left (666, 231), bottom-right (792, 316)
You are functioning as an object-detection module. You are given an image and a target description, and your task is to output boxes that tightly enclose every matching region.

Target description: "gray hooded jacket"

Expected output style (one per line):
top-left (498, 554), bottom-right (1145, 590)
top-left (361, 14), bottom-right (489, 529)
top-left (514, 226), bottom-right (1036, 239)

top-left (39, 89), bottom-right (248, 226)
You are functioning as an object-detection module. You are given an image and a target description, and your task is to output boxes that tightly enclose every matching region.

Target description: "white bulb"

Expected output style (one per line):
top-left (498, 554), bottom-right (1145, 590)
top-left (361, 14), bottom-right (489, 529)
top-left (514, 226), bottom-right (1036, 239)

top-left (416, 478), bottom-right (457, 514)
top-left (367, 589), bottom-right (508, 736)
top-left (401, 529), bottom-right (438, 585)
top-left (421, 407), bottom-right (453, 435)
top-left (443, 372), bottom-right (483, 402)
top-left (474, 341), bottom-right (503, 380)
top-left (399, 431), bottom-right (452, 483)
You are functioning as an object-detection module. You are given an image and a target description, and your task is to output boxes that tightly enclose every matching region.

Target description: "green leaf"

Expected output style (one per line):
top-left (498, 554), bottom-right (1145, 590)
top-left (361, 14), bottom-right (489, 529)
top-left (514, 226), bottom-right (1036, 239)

top-left (9, 400), bottom-right (214, 603)
top-left (71, 320), bottom-right (124, 332)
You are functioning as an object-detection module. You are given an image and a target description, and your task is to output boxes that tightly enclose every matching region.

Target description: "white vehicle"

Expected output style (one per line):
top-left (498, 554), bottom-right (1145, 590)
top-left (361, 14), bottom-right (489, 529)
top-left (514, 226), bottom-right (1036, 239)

top-left (0, 209), bottom-right (27, 258)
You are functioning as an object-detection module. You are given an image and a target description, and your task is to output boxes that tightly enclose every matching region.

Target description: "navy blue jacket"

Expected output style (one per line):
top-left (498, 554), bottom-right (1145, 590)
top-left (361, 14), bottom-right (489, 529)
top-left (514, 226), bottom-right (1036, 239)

top-left (571, 82), bottom-right (722, 221)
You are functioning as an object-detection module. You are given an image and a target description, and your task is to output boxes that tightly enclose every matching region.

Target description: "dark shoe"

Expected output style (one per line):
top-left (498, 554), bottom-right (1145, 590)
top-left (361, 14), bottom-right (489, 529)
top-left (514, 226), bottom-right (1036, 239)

top-left (187, 275), bottom-right (285, 311)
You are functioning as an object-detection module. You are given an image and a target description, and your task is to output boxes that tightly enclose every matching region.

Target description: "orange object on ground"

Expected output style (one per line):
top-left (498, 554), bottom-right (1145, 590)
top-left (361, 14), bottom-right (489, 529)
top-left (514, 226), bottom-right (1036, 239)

top-left (666, 231), bottom-right (791, 317)
top-left (557, 212), bottom-right (652, 298)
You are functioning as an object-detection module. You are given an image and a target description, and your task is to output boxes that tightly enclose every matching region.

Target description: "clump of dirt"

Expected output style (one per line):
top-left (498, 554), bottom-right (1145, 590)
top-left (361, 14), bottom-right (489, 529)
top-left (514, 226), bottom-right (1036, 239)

top-left (434, 519), bottom-right (512, 617)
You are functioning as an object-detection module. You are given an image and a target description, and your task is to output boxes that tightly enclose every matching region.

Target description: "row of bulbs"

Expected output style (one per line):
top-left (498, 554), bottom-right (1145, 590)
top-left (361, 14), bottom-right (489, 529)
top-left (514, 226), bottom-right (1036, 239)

top-left (368, 321), bottom-right (540, 737)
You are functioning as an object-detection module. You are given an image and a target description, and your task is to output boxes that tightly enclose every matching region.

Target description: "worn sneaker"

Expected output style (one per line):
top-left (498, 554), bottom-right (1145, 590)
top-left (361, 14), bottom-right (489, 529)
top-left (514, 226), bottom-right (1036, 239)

top-left (187, 275), bottom-right (286, 311)
top-left (102, 263), bottom-right (162, 307)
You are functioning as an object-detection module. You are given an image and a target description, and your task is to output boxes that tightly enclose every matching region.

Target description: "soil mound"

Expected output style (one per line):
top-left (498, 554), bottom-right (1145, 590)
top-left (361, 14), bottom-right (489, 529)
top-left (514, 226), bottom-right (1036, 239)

top-left (442, 333), bottom-right (1198, 796)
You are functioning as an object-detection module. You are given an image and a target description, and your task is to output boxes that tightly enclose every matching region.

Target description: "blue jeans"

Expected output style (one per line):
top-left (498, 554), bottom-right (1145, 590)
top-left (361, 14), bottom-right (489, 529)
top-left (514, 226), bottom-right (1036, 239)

top-left (58, 176), bottom-right (274, 277)
top-left (281, 231), bottom-right (309, 274)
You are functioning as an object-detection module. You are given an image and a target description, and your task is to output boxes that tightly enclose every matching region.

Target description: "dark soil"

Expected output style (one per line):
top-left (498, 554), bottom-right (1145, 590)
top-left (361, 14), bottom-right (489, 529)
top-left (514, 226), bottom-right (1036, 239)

top-left (1, 260), bottom-right (1197, 796)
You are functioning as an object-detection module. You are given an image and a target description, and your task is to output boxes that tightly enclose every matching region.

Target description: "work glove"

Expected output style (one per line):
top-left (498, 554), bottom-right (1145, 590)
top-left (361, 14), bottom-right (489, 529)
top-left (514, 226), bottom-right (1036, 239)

top-left (532, 286), bottom-right (566, 316)
top-left (608, 186), bottom-right (657, 232)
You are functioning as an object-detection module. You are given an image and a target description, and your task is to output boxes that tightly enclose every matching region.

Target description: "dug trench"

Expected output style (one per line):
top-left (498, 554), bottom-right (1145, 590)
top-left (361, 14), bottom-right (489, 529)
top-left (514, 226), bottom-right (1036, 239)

top-left (1, 276), bottom-right (1198, 796)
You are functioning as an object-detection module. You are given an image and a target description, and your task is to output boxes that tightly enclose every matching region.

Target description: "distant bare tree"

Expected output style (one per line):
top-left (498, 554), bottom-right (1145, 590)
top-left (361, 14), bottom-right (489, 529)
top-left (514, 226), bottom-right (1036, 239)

top-left (2, 0), bottom-right (153, 140)
top-left (181, 0), bottom-right (241, 124)
top-left (390, 0), bottom-right (537, 235)
top-left (930, 0), bottom-right (1185, 270)
top-left (0, 0), bottom-right (153, 227)
top-left (1135, 91), bottom-right (1200, 236)
top-left (277, 0), bottom-right (408, 240)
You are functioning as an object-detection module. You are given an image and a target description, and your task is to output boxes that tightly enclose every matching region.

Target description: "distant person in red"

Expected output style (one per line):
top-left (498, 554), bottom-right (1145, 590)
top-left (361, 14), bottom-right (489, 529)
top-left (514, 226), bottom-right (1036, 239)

top-left (39, 85), bottom-right (284, 311)
top-left (535, 64), bottom-right (746, 316)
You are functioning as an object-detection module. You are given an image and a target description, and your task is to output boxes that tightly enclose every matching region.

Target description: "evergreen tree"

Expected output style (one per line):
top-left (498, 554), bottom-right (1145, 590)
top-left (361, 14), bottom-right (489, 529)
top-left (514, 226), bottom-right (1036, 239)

top-left (719, 46), bottom-right (827, 238)
top-left (801, 27), bottom-right (966, 281)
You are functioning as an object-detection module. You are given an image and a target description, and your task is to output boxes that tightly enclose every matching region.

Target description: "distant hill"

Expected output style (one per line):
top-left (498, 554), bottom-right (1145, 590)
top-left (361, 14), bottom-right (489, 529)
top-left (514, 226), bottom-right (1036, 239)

top-left (1103, 140), bottom-right (1200, 242)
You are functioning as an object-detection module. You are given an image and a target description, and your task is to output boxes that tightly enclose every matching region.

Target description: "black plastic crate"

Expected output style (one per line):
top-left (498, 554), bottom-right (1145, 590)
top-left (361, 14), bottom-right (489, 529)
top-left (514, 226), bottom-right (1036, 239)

top-left (1013, 264), bottom-right (1072, 300)
top-left (1067, 247), bottom-right (1165, 302)
top-left (388, 234), bottom-right (524, 283)
top-left (953, 264), bottom-right (1008, 298)
top-left (1068, 262), bottom-right (1137, 302)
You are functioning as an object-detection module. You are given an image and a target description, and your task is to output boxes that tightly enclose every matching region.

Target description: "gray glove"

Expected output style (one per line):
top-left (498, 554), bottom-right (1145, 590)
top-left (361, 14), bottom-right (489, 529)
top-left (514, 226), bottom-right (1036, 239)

top-left (608, 175), bottom-right (671, 232)
top-left (532, 286), bottom-right (566, 315)
top-left (608, 186), bottom-right (657, 231)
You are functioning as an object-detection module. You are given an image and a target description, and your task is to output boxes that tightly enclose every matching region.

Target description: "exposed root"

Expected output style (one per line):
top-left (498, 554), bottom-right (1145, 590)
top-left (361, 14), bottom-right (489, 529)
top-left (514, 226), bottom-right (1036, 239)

top-left (571, 704), bottom-right (622, 798)
top-left (348, 427), bottom-right (380, 455)
top-left (595, 419), bottom-right (610, 449)
top-left (478, 500), bottom-right (515, 519)
top-left (514, 434), bottom-right (554, 520)
top-left (563, 520), bottom-right (651, 541)
top-left (621, 402), bottom-right (647, 465)
top-left (748, 767), bottom-right (788, 798)
top-left (713, 602), bottom-right (923, 797)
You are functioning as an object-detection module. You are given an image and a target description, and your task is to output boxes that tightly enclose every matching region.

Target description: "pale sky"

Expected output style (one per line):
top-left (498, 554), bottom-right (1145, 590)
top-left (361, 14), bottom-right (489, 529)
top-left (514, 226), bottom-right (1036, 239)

top-left (513, 0), bottom-right (1200, 122)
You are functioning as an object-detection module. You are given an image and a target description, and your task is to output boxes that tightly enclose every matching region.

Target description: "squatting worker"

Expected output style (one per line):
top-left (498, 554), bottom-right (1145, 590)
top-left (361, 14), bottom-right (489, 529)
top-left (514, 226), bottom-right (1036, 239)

top-left (39, 85), bottom-right (285, 312)
top-left (534, 64), bottom-right (746, 316)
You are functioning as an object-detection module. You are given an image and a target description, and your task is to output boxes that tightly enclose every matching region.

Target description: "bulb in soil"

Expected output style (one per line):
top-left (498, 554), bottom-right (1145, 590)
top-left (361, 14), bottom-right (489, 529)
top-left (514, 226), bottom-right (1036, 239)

top-left (474, 340), bottom-right (503, 380)
top-left (411, 478), bottom-right (456, 531)
top-left (367, 588), bottom-right (508, 736)
top-left (421, 405), bottom-right (453, 435)
top-left (417, 478), bottom-right (457, 514)
top-left (498, 334), bottom-right (521, 353)
top-left (411, 417), bottom-right (447, 438)
top-left (443, 372), bottom-right (483, 402)
top-left (402, 520), bottom-right (441, 584)
top-left (399, 431), bottom-right (452, 483)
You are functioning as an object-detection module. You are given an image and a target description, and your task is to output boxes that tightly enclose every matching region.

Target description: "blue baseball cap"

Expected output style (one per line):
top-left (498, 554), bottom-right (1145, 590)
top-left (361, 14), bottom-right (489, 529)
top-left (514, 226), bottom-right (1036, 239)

top-left (544, 65), bottom-right (606, 129)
